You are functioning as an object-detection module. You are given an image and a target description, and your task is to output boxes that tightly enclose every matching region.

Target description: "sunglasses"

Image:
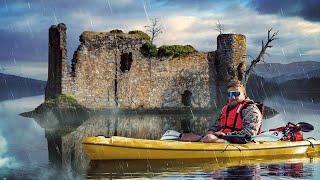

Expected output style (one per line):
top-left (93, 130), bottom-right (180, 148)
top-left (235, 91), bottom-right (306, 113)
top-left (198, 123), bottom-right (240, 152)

top-left (227, 91), bottom-right (240, 98)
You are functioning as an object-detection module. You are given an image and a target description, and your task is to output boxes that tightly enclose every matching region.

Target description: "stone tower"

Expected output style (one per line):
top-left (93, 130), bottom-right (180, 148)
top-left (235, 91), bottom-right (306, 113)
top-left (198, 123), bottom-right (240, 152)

top-left (215, 34), bottom-right (246, 107)
top-left (45, 23), bottom-right (71, 100)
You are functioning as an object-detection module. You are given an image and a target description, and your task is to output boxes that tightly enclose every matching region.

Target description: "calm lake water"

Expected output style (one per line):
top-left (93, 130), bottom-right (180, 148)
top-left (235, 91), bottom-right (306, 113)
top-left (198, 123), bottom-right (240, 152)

top-left (0, 95), bottom-right (320, 179)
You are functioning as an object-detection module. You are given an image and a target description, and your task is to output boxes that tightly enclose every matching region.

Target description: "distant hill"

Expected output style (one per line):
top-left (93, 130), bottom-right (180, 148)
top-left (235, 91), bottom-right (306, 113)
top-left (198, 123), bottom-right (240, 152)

top-left (247, 73), bottom-right (320, 103)
top-left (254, 61), bottom-right (320, 79)
top-left (278, 77), bottom-right (320, 103)
top-left (271, 68), bottom-right (320, 83)
top-left (0, 73), bottom-right (46, 101)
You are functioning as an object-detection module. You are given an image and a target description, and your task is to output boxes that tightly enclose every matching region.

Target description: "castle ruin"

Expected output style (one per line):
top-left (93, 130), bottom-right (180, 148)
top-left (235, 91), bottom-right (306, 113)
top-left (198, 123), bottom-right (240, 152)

top-left (45, 23), bottom-right (246, 110)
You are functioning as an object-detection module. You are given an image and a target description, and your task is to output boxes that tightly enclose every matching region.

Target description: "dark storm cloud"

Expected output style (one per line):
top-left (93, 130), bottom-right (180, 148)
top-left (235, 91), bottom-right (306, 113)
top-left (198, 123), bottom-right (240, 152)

top-left (0, 0), bottom-right (319, 66)
top-left (154, 0), bottom-right (221, 9)
top-left (0, 0), bottom-right (149, 20)
top-left (0, 30), bottom-right (47, 62)
top-left (0, 0), bottom-right (151, 62)
top-left (250, 0), bottom-right (320, 22)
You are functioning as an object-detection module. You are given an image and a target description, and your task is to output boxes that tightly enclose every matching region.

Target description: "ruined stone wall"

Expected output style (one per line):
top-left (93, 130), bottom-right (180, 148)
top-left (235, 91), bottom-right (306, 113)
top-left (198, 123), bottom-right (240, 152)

top-left (148, 53), bottom-right (214, 108)
top-left (45, 23), bottom-right (246, 110)
top-left (65, 29), bottom-right (216, 109)
top-left (70, 32), bottom-right (146, 109)
top-left (118, 52), bottom-right (214, 109)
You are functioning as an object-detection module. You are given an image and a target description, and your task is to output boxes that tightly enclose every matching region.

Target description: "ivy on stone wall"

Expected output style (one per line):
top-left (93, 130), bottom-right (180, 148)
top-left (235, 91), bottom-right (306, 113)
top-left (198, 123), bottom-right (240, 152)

top-left (128, 30), bottom-right (151, 41)
top-left (109, 29), bottom-right (124, 34)
top-left (157, 45), bottom-right (197, 58)
top-left (140, 42), bottom-right (158, 58)
top-left (140, 44), bottom-right (197, 58)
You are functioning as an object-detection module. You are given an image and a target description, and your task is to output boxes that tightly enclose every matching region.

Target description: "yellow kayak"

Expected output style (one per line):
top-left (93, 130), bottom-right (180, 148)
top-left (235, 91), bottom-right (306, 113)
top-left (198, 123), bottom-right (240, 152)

top-left (82, 136), bottom-right (320, 160)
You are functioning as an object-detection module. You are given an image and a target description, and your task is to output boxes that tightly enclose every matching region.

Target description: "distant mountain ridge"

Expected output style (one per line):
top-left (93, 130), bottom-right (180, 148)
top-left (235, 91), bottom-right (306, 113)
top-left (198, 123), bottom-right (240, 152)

top-left (247, 72), bottom-right (320, 103)
top-left (254, 61), bottom-right (320, 79)
top-left (278, 77), bottom-right (320, 103)
top-left (0, 73), bottom-right (46, 101)
top-left (271, 68), bottom-right (320, 83)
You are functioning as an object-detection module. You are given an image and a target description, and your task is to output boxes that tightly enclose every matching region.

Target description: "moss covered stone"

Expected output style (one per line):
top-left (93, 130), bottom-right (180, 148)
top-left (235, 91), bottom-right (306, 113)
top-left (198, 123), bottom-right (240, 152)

top-left (128, 30), bottom-right (151, 41)
top-left (157, 45), bottom-right (197, 58)
top-left (20, 94), bottom-right (88, 117)
top-left (47, 94), bottom-right (81, 107)
top-left (109, 29), bottom-right (124, 34)
top-left (140, 42), bottom-right (158, 58)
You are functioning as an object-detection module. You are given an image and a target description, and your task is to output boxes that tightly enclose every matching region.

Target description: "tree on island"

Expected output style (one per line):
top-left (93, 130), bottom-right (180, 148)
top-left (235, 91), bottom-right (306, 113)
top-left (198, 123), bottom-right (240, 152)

top-left (145, 18), bottom-right (163, 44)
top-left (215, 20), bottom-right (224, 35)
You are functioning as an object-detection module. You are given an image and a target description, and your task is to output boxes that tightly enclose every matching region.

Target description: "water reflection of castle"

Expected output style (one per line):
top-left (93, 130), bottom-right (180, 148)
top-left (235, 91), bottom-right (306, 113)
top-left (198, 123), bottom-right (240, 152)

top-left (36, 111), bottom-right (214, 171)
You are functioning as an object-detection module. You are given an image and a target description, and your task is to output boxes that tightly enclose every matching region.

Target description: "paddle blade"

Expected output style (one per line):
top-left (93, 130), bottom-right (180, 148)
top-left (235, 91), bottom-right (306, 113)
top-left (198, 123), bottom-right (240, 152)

top-left (297, 122), bottom-right (314, 132)
top-left (160, 130), bottom-right (181, 140)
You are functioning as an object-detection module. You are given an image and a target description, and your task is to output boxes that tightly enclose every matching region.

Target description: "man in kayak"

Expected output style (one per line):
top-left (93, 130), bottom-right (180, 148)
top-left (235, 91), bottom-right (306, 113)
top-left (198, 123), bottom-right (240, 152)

top-left (180, 80), bottom-right (263, 143)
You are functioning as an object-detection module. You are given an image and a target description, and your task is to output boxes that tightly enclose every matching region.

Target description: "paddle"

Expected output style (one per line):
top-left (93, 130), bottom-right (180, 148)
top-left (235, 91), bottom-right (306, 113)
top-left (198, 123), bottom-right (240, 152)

top-left (296, 122), bottom-right (314, 132)
top-left (269, 122), bottom-right (314, 132)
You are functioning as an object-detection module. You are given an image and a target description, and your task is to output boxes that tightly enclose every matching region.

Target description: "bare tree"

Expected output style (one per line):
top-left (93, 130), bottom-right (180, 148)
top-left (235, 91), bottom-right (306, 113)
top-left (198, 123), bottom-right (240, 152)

top-left (244, 28), bottom-right (279, 83)
top-left (145, 18), bottom-right (163, 44)
top-left (215, 20), bottom-right (224, 34)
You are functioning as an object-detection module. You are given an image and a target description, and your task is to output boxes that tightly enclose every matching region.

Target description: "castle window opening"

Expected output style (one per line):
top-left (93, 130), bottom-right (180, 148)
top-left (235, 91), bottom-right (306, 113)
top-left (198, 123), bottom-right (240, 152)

top-left (120, 52), bottom-right (133, 72)
top-left (181, 90), bottom-right (192, 106)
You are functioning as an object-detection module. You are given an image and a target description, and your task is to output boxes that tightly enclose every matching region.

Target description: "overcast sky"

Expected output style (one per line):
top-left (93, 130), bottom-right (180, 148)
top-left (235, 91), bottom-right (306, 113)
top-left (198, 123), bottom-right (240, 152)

top-left (0, 0), bottom-right (319, 80)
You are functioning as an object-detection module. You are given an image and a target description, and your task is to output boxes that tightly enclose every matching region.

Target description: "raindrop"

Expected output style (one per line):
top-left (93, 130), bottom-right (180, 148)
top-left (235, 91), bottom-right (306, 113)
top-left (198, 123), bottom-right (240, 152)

top-left (106, 0), bottom-right (113, 14)
top-left (53, 12), bottom-right (58, 24)
top-left (4, 0), bottom-right (9, 13)
top-left (281, 48), bottom-right (286, 57)
top-left (90, 17), bottom-right (94, 30)
top-left (26, 20), bottom-right (34, 38)
top-left (143, 0), bottom-right (150, 22)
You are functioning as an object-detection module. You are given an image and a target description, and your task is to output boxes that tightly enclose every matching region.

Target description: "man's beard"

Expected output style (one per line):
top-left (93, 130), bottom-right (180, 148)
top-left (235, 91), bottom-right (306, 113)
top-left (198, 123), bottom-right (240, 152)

top-left (228, 99), bottom-right (239, 108)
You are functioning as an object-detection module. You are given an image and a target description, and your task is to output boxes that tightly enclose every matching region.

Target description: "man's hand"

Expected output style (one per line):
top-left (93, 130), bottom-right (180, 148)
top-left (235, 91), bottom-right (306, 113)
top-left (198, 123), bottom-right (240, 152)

top-left (213, 131), bottom-right (225, 137)
top-left (206, 130), bottom-right (215, 135)
top-left (200, 134), bottom-right (219, 143)
top-left (180, 133), bottom-right (202, 142)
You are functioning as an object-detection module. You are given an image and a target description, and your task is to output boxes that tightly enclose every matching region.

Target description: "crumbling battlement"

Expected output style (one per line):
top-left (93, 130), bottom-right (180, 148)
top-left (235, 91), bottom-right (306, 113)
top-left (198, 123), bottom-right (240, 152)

top-left (46, 23), bottom-right (246, 110)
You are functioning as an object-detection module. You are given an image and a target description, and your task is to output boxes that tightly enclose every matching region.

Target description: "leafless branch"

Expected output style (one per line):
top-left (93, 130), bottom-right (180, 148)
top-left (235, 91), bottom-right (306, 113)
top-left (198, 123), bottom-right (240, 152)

top-left (145, 18), bottom-right (163, 44)
top-left (244, 28), bottom-right (278, 82)
top-left (215, 20), bottom-right (224, 34)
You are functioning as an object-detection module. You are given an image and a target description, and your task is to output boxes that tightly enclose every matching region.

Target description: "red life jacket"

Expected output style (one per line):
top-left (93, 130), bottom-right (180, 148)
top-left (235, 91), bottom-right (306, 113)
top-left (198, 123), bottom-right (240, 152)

top-left (219, 100), bottom-right (260, 134)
